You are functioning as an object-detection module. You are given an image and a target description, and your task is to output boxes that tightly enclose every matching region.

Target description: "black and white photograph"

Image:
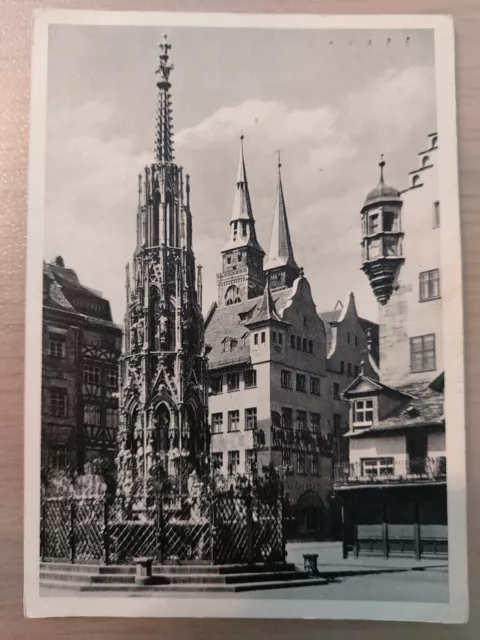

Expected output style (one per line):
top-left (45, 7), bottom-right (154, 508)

top-left (24, 11), bottom-right (467, 622)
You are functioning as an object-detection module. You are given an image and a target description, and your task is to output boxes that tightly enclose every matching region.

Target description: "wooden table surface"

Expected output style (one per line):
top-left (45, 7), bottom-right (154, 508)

top-left (1, 0), bottom-right (479, 637)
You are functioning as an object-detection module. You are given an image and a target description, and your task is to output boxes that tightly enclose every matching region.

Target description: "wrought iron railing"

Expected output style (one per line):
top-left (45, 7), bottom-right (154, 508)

top-left (334, 456), bottom-right (447, 487)
top-left (41, 492), bottom-right (284, 566)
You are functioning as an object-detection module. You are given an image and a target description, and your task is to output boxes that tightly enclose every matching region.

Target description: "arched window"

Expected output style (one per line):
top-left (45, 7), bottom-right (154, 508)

top-left (431, 136), bottom-right (438, 149)
top-left (155, 404), bottom-right (170, 453)
top-left (225, 285), bottom-right (241, 306)
top-left (149, 289), bottom-right (161, 350)
top-left (340, 361), bottom-right (345, 374)
top-left (412, 174), bottom-right (420, 187)
top-left (422, 155), bottom-right (430, 167)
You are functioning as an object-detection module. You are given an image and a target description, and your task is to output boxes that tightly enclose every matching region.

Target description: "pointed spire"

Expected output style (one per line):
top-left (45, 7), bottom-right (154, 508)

top-left (231, 134), bottom-right (254, 222)
top-left (155, 34), bottom-right (174, 163)
top-left (245, 281), bottom-right (286, 327)
top-left (265, 155), bottom-right (299, 272)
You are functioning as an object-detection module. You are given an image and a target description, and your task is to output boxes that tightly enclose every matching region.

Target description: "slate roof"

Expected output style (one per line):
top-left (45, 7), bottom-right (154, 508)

top-left (205, 288), bottom-right (294, 369)
top-left (347, 378), bottom-right (444, 437)
top-left (318, 309), bottom-right (342, 354)
top-left (43, 260), bottom-right (120, 330)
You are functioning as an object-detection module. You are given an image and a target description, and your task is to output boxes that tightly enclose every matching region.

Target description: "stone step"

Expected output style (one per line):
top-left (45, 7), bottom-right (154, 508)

top-left (40, 576), bottom-right (329, 594)
top-left (40, 562), bottom-right (297, 576)
top-left (40, 568), bottom-right (308, 585)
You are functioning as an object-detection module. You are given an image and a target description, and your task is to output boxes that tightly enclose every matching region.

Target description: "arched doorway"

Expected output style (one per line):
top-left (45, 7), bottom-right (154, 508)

top-left (296, 491), bottom-right (325, 540)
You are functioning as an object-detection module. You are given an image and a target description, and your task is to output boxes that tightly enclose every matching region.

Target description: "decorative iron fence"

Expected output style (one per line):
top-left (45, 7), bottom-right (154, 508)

top-left (41, 492), bottom-right (285, 566)
top-left (334, 456), bottom-right (447, 487)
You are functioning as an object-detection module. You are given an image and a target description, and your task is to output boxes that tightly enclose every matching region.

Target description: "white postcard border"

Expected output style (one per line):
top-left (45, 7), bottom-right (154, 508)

top-left (24, 10), bottom-right (468, 622)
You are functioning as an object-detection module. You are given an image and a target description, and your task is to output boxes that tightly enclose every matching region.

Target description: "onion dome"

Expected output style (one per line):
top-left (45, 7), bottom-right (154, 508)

top-left (363, 155), bottom-right (401, 207)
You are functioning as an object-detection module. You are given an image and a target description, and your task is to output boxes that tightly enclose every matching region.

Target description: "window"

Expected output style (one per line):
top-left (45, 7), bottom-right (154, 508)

top-left (254, 333), bottom-right (258, 345)
top-left (281, 370), bottom-right (292, 389)
top-left (339, 361), bottom-right (345, 374)
top-left (362, 457), bottom-right (394, 478)
top-left (296, 374), bottom-right (306, 393)
top-left (354, 365), bottom-right (359, 377)
top-left (353, 399), bottom-right (374, 425)
top-left (355, 335), bottom-right (358, 347)
top-left (383, 211), bottom-right (397, 232)
top-left (212, 452), bottom-right (223, 475)
top-left (210, 375), bottom-right (223, 394)
top-left (412, 174), bottom-right (420, 187)
top-left (311, 454), bottom-right (319, 476)
top-left (347, 332), bottom-right (351, 344)
top-left (238, 250), bottom-right (243, 261)
top-left (411, 334), bottom-right (436, 372)
top-left (308, 340), bottom-right (313, 353)
top-left (433, 201), bottom-right (440, 228)
top-left (244, 369), bottom-right (257, 388)
top-left (245, 449), bottom-right (257, 472)
top-left (245, 407), bottom-right (257, 430)
top-left (278, 333), bottom-right (283, 345)
top-left (106, 408), bottom-right (119, 429)
top-left (282, 407), bottom-right (293, 430)
top-left (333, 382), bottom-right (340, 400)
top-left (422, 155), bottom-right (430, 167)
top-left (368, 213), bottom-right (379, 235)
top-left (225, 285), bottom-right (241, 305)
top-left (233, 221), bottom-right (238, 239)
top-left (228, 410), bottom-right (240, 432)
top-left (48, 338), bottom-right (65, 357)
top-left (296, 336), bottom-right (301, 350)
top-left (261, 332), bottom-right (266, 343)
top-left (106, 368), bottom-right (118, 388)
top-left (297, 452), bottom-right (306, 475)
top-left (282, 450), bottom-right (291, 467)
top-left (310, 412), bottom-right (320, 433)
top-left (290, 335), bottom-right (295, 349)
top-left (84, 403), bottom-right (101, 425)
top-left (419, 269), bottom-right (440, 301)
top-left (50, 390), bottom-right (67, 417)
top-left (211, 412), bottom-right (223, 434)
top-left (227, 372), bottom-right (239, 392)
top-left (84, 364), bottom-right (100, 385)
top-left (241, 222), bottom-right (247, 236)
top-left (228, 450), bottom-right (240, 476)
top-left (302, 338), bottom-right (307, 352)
top-left (310, 376), bottom-right (320, 395)
top-left (347, 363), bottom-right (352, 377)
top-left (296, 410), bottom-right (307, 430)
top-left (272, 331), bottom-right (277, 343)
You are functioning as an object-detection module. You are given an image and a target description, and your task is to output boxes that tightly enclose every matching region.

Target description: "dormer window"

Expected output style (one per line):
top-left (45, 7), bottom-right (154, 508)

top-left (353, 398), bottom-right (374, 427)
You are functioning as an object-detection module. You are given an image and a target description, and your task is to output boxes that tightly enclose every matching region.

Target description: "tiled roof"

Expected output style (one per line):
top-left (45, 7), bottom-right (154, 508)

top-left (318, 309), bottom-right (342, 353)
top-left (205, 288), bottom-right (294, 369)
top-left (43, 261), bottom-right (118, 327)
top-left (347, 378), bottom-right (444, 437)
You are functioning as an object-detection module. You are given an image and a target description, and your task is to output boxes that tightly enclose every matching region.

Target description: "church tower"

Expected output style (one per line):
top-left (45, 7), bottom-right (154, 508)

top-left (264, 155), bottom-right (300, 291)
top-left (216, 136), bottom-right (265, 306)
top-left (117, 36), bottom-right (209, 501)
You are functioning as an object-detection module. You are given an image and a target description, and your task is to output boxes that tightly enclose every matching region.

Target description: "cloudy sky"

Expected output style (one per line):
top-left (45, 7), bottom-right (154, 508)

top-left (44, 25), bottom-right (436, 324)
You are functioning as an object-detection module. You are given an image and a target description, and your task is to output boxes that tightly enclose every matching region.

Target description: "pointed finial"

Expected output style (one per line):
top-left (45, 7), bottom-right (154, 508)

top-left (299, 266), bottom-right (305, 278)
top-left (138, 174), bottom-right (142, 205)
top-left (277, 149), bottom-right (282, 170)
top-left (379, 153), bottom-right (385, 184)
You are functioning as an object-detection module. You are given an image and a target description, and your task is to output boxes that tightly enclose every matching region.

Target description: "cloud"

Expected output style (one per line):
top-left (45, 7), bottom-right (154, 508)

top-left (45, 63), bottom-right (436, 325)
top-left (176, 100), bottom-right (337, 149)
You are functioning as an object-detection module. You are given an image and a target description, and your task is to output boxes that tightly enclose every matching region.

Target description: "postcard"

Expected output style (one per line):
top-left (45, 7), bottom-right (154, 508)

top-left (24, 10), bottom-right (467, 622)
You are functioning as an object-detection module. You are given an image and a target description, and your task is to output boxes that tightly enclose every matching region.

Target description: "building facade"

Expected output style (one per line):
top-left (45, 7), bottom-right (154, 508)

top-left (336, 134), bottom-right (447, 559)
top-left (116, 37), bottom-right (209, 501)
top-left (42, 256), bottom-right (122, 472)
top-left (205, 155), bottom-right (376, 539)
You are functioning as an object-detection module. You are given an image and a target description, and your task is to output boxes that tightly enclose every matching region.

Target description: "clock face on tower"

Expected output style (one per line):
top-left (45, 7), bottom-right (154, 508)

top-left (225, 285), bottom-right (242, 306)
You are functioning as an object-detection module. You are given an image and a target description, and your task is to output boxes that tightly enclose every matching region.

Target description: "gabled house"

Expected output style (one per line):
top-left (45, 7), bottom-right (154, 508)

top-left (334, 134), bottom-right (447, 560)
